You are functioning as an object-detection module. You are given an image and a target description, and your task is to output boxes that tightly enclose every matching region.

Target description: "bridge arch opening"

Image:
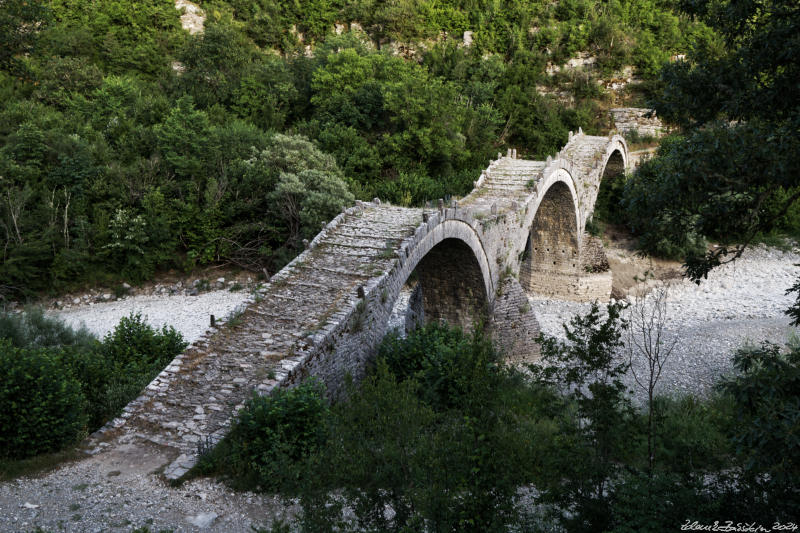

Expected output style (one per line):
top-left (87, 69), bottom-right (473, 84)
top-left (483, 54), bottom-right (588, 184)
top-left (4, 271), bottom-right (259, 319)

top-left (392, 237), bottom-right (490, 334)
top-left (520, 181), bottom-right (580, 295)
top-left (591, 148), bottom-right (626, 228)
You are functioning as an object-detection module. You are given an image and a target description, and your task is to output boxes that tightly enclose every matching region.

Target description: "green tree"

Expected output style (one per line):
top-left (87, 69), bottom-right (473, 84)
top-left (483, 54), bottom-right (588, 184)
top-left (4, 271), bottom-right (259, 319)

top-left (232, 57), bottom-right (298, 131)
top-left (634, 0), bottom-right (800, 280)
top-left (717, 343), bottom-right (800, 519)
top-left (225, 133), bottom-right (353, 271)
top-left (176, 20), bottom-right (254, 108)
top-left (531, 302), bottom-right (635, 531)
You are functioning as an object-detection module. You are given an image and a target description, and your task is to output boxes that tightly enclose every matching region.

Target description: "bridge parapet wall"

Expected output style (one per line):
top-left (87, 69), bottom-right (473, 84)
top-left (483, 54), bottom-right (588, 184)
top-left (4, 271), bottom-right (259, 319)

top-left (283, 205), bottom-right (498, 397)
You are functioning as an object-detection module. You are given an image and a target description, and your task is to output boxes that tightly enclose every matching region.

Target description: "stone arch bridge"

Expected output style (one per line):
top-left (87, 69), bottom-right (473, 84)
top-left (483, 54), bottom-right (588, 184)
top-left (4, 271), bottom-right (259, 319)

top-left (93, 131), bottom-right (628, 478)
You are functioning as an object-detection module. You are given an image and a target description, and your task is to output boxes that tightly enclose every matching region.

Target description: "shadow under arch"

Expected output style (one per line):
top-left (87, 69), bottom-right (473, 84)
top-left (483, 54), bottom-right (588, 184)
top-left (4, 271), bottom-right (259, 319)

top-left (387, 219), bottom-right (494, 335)
top-left (404, 238), bottom-right (491, 331)
top-left (520, 180), bottom-right (580, 295)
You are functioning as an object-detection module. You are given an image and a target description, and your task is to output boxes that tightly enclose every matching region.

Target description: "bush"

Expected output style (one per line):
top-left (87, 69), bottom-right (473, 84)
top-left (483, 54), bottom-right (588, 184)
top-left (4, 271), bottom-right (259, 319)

top-left (87, 313), bottom-right (186, 426)
top-left (377, 322), bottom-right (501, 411)
top-left (0, 340), bottom-right (88, 459)
top-left (101, 312), bottom-right (186, 372)
top-left (208, 380), bottom-right (329, 493)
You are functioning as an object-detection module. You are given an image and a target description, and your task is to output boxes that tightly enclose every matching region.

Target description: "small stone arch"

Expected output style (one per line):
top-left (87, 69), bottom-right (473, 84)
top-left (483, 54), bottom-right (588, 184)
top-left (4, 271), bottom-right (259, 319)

top-left (587, 138), bottom-right (628, 231)
top-left (602, 148), bottom-right (626, 180)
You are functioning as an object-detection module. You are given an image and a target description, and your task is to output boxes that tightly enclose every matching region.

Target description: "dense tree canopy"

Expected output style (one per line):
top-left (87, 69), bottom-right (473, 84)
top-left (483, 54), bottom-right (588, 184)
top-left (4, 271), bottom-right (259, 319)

top-left (0, 0), bottom-right (714, 297)
top-left (624, 0), bottom-right (800, 279)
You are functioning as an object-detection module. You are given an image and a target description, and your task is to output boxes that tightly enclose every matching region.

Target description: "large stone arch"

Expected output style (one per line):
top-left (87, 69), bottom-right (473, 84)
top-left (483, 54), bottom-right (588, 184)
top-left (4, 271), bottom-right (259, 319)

top-left (393, 219), bottom-right (494, 332)
top-left (519, 169), bottom-right (582, 296)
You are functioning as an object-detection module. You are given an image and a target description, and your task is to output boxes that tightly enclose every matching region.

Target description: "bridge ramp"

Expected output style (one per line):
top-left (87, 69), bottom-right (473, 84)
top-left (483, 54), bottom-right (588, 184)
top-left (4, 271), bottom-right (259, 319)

top-left (91, 204), bottom-right (422, 479)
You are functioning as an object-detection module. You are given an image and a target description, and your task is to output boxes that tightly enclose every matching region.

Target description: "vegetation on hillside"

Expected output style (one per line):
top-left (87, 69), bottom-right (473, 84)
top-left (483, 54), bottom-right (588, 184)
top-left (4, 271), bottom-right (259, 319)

top-left (617, 0), bottom-right (800, 270)
top-left (0, 0), bottom-right (715, 298)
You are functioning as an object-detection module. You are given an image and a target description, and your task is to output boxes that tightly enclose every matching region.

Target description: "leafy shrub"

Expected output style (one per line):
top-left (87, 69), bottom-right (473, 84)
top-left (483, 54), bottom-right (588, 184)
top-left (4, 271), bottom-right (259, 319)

top-left (0, 310), bottom-right (115, 428)
top-left (207, 380), bottom-right (329, 493)
top-left (90, 313), bottom-right (186, 426)
top-left (0, 309), bottom-right (187, 438)
top-left (101, 312), bottom-right (185, 372)
top-left (377, 322), bottom-right (501, 411)
top-left (0, 340), bottom-right (88, 458)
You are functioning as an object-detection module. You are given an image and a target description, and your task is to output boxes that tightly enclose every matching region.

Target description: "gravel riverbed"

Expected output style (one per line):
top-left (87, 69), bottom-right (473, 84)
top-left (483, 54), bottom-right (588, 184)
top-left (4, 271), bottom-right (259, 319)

top-left (531, 245), bottom-right (799, 401)
top-left (53, 291), bottom-right (253, 345)
top-left (1, 245), bottom-right (797, 531)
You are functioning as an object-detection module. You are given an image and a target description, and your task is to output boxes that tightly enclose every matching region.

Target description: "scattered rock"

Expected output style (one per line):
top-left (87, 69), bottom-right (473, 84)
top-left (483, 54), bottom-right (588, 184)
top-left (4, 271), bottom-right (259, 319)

top-left (175, 0), bottom-right (205, 35)
top-left (186, 511), bottom-right (219, 528)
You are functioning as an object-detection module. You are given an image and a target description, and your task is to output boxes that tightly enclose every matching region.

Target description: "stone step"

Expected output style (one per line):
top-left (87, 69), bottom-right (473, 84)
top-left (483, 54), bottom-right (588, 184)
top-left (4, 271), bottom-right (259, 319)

top-left (333, 226), bottom-right (414, 241)
top-left (325, 235), bottom-right (406, 250)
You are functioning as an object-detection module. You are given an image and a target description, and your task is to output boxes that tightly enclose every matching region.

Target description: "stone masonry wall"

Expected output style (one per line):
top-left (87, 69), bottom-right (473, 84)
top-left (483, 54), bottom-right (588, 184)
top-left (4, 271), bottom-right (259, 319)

top-left (581, 233), bottom-right (610, 272)
top-left (491, 277), bottom-right (541, 363)
top-left (609, 107), bottom-right (666, 138)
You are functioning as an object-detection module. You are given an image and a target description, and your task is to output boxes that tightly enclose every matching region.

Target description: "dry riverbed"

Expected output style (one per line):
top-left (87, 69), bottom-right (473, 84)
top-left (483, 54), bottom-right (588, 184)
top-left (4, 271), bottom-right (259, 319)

top-left (532, 244), bottom-right (799, 401)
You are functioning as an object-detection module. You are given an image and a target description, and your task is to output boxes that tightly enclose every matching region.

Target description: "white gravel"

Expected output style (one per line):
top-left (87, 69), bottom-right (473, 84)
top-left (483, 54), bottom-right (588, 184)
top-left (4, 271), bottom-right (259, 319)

top-left (53, 291), bottom-right (253, 345)
top-left (0, 443), bottom-right (294, 532)
top-left (531, 245), bottom-right (800, 401)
